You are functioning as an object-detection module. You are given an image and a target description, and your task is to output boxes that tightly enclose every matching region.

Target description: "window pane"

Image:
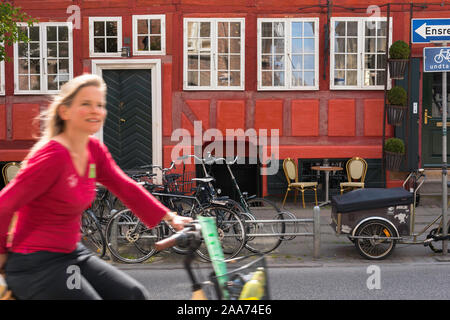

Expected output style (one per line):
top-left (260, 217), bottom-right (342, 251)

top-left (334, 70), bottom-right (345, 86)
top-left (274, 22), bottom-right (284, 37)
top-left (48, 75), bottom-right (58, 90)
top-left (200, 71), bottom-right (210, 86)
top-left (303, 22), bottom-right (314, 37)
top-left (230, 55), bottom-right (240, 69)
top-left (365, 38), bottom-right (376, 53)
top-left (106, 38), bottom-right (117, 53)
top-left (47, 59), bottom-right (58, 74)
top-left (347, 54), bottom-right (357, 69)
top-left (230, 22), bottom-right (240, 37)
top-left (292, 72), bottom-right (302, 86)
top-left (378, 21), bottom-right (387, 36)
top-left (261, 55), bottom-right (272, 70)
top-left (335, 38), bottom-right (345, 53)
top-left (304, 38), bottom-right (314, 53)
top-left (347, 22), bottom-right (358, 36)
top-left (347, 38), bottom-right (357, 53)
top-left (262, 71), bottom-right (272, 86)
top-left (150, 36), bottom-right (161, 50)
top-left (304, 71), bottom-right (315, 86)
top-left (201, 39), bottom-right (211, 52)
top-left (29, 59), bottom-right (40, 74)
top-left (47, 26), bottom-right (57, 41)
top-left (346, 71), bottom-right (357, 85)
top-left (218, 22), bottom-right (229, 37)
top-left (304, 55), bottom-right (314, 69)
top-left (274, 71), bottom-right (285, 86)
top-left (19, 75), bottom-right (29, 90)
top-left (334, 22), bottom-right (346, 37)
top-left (262, 22), bottom-right (272, 37)
top-left (187, 22), bottom-right (199, 37)
top-left (365, 54), bottom-right (376, 69)
top-left (199, 55), bottom-right (210, 70)
top-left (18, 43), bottom-right (28, 57)
top-left (29, 27), bottom-right (40, 41)
top-left (18, 59), bottom-right (28, 74)
top-left (274, 55), bottom-right (284, 70)
top-left (94, 21), bottom-right (105, 36)
top-left (94, 38), bottom-right (105, 52)
top-left (292, 55), bottom-right (302, 70)
top-left (59, 43), bottom-right (69, 57)
top-left (292, 22), bottom-right (302, 37)
top-left (188, 55), bottom-right (198, 69)
top-left (58, 27), bottom-right (68, 41)
top-left (218, 55), bottom-right (228, 70)
top-left (274, 39), bottom-right (284, 53)
top-left (137, 20), bottom-right (148, 34)
top-left (335, 54), bottom-right (345, 69)
top-left (188, 71), bottom-right (198, 86)
top-left (377, 38), bottom-right (387, 53)
top-left (218, 72), bottom-right (229, 86)
top-left (230, 71), bottom-right (240, 86)
top-left (106, 21), bottom-right (117, 36)
top-left (376, 70), bottom-right (386, 85)
top-left (292, 39), bottom-right (302, 53)
top-left (218, 39), bottom-right (228, 53)
top-left (364, 70), bottom-right (376, 86)
top-left (365, 21), bottom-right (376, 36)
top-left (30, 75), bottom-right (40, 90)
top-left (377, 54), bottom-right (386, 69)
top-left (138, 36), bottom-right (148, 50)
top-left (47, 43), bottom-right (57, 57)
top-left (230, 39), bottom-right (240, 53)
top-left (150, 19), bottom-right (161, 34)
top-left (59, 59), bottom-right (69, 73)
top-left (200, 22), bottom-right (210, 37)
top-left (262, 39), bottom-right (272, 54)
top-left (30, 43), bottom-right (40, 57)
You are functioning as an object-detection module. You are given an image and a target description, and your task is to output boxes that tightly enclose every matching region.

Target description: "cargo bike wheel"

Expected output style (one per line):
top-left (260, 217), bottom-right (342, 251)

top-left (353, 220), bottom-right (397, 260)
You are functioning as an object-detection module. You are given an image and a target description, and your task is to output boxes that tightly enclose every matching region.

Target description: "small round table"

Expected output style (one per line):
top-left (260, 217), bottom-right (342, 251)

top-left (311, 166), bottom-right (343, 206)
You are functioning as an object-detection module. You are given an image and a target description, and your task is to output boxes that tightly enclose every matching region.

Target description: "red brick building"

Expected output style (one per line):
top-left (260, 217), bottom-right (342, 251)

top-left (1, 0), bottom-right (449, 201)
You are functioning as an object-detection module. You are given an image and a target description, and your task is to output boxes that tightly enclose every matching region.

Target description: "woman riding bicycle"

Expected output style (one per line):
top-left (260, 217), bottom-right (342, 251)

top-left (0, 74), bottom-right (192, 299)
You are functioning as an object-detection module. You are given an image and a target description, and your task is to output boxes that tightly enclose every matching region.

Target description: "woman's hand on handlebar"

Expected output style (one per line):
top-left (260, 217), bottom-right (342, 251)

top-left (163, 211), bottom-right (193, 231)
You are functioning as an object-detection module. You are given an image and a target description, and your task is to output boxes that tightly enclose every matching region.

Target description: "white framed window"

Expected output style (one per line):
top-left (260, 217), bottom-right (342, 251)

top-left (183, 18), bottom-right (245, 90)
top-left (330, 17), bottom-right (392, 90)
top-left (89, 17), bottom-right (122, 57)
top-left (132, 15), bottom-right (165, 55)
top-left (14, 22), bottom-right (73, 94)
top-left (257, 18), bottom-right (319, 91)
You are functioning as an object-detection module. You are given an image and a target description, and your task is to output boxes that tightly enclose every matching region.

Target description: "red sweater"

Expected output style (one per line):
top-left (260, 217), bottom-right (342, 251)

top-left (0, 137), bottom-right (169, 254)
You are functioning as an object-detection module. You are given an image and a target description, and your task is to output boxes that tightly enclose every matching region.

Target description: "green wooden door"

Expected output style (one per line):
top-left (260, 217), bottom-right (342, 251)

top-left (422, 72), bottom-right (450, 167)
top-left (102, 69), bottom-right (153, 170)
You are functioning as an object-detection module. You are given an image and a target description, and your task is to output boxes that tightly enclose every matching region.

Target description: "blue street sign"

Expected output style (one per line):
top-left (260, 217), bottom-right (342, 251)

top-left (412, 18), bottom-right (450, 43)
top-left (423, 47), bottom-right (450, 72)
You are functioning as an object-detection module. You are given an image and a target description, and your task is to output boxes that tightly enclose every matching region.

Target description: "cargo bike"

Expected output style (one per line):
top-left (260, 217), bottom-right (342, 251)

top-left (330, 169), bottom-right (450, 260)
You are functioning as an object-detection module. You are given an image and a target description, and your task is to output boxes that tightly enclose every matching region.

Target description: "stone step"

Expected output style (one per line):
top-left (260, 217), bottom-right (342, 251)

top-left (416, 169), bottom-right (448, 206)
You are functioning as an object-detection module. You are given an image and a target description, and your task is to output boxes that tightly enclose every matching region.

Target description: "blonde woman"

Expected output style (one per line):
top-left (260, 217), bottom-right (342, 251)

top-left (0, 74), bottom-right (191, 299)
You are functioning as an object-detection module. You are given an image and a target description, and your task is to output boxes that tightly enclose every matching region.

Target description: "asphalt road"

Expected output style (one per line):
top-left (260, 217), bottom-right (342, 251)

top-left (120, 262), bottom-right (450, 300)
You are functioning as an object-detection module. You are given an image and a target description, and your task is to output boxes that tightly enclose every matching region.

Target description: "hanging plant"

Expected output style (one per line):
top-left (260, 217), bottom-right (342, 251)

top-left (388, 40), bottom-right (410, 79)
top-left (386, 86), bottom-right (407, 126)
top-left (384, 138), bottom-right (405, 172)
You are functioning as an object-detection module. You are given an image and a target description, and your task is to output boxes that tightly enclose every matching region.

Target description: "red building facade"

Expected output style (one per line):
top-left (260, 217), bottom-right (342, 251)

top-left (1, 0), bottom-right (449, 199)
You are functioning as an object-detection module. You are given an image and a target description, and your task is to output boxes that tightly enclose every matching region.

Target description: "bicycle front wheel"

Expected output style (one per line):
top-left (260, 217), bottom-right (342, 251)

top-left (244, 198), bottom-right (285, 254)
top-left (105, 209), bottom-right (160, 263)
top-left (195, 205), bottom-right (247, 261)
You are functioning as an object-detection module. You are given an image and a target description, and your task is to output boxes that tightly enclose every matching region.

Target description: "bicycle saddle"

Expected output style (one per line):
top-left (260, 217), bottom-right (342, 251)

top-left (192, 177), bottom-right (215, 183)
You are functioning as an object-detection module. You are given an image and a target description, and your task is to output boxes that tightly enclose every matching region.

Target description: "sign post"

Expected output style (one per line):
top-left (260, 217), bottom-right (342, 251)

top-left (423, 43), bottom-right (449, 255)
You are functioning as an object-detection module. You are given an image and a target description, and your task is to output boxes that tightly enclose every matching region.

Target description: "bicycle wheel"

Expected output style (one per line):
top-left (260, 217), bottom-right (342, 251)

top-left (195, 205), bottom-right (246, 261)
top-left (427, 225), bottom-right (450, 253)
top-left (244, 198), bottom-right (285, 254)
top-left (354, 220), bottom-right (396, 260)
top-left (105, 209), bottom-right (160, 263)
top-left (81, 209), bottom-right (106, 258)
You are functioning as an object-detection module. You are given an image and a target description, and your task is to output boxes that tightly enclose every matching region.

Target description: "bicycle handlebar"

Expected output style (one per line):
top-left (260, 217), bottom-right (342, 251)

top-left (155, 222), bottom-right (201, 251)
top-left (140, 162), bottom-right (176, 172)
top-left (178, 154), bottom-right (239, 165)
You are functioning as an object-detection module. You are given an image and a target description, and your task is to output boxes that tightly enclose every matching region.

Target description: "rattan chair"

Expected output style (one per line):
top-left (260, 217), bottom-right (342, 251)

top-left (340, 157), bottom-right (368, 194)
top-left (2, 162), bottom-right (21, 185)
top-left (282, 158), bottom-right (318, 208)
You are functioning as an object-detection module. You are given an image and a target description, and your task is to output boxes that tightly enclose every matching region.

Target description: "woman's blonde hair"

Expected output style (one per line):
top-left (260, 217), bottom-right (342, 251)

top-left (22, 73), bottom-right (107, 167)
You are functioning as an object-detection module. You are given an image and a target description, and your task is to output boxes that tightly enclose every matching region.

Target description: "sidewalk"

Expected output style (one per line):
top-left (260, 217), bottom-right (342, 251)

top-left (112, 199), bottom-right (450, 270)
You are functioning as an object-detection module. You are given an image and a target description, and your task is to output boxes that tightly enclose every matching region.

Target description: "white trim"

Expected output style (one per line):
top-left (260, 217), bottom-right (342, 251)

top-left (257, 17), bottom-right (320, 91)
top-left (132, 14), bottom-right (166, 56)
top-left (14, 22), bottom-right (73, 95)
top-left (89, 17), bottom-right (122, 57)
top-left (183, 17), bottom-right (245, 91)
top-left (329, 17), bottom-right (393, 90)
top-left (0, 56), bottom-right (4, 95)
top-left (91, 59), bottom-right (163, 183)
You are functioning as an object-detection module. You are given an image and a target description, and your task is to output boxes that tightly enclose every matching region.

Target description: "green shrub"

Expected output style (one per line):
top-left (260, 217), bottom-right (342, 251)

top-left (387, 86), bottom-right (407, 106)
top-left (389, 40), bottom-right (410, 59)
top-left (385, 138), bottom-right (405, 154)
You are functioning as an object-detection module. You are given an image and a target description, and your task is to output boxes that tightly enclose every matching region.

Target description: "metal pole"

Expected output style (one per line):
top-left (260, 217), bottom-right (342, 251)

top-left (442, 41), bottom-right (448, 256)
top-left (313, 206), bottom-right (321, 259)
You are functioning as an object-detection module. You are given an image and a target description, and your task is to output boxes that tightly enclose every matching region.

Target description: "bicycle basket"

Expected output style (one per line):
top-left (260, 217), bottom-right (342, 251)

top-left (210, 254), bottom-right (270, 300)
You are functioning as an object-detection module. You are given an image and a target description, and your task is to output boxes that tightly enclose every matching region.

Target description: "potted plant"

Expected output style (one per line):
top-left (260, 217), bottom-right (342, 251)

top-left (384, 137), bottom-right (405, 171)
top-left (388, 40), bottom-right (410, 79)
top-left (386, 85), bottom-right (407, 126)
